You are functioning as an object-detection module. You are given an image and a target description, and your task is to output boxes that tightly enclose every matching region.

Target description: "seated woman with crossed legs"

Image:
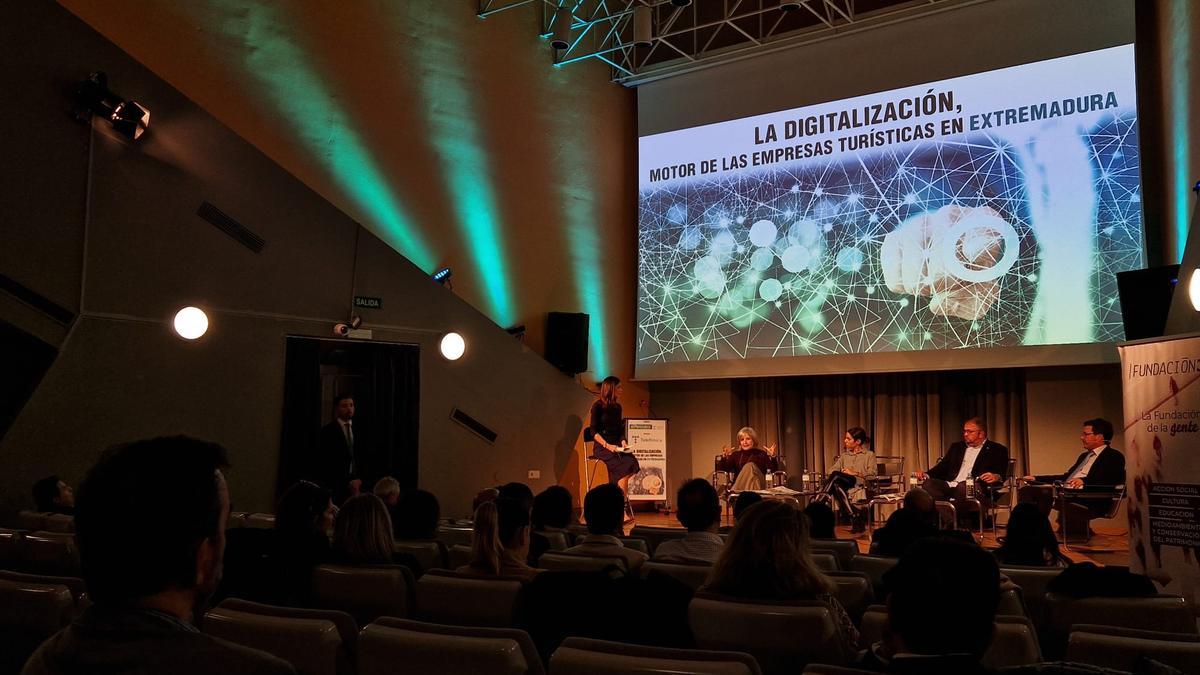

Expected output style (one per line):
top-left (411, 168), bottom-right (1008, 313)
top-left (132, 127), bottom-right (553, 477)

top-left (716, 426), bottom-right (779, 492)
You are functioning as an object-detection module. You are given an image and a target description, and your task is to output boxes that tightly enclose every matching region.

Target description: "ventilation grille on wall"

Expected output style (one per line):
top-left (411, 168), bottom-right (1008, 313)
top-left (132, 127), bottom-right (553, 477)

top-left (450, 407), bottom-right (498, 444)
top-left (196, 201), bottom-right (265, 253)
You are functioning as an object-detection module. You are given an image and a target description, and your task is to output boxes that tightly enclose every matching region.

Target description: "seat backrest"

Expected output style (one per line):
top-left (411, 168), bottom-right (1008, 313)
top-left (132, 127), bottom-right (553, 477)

top-left (825, 572), bottom-right (873, 623)
top-left (217, 597), bottom-right (358, 655)
top-left (437, 526), bottom-right (474, 548)
top-left (448, 544), bottom-right (472, 569)
top-left (982, 616), bottom-right (1041, 669)
top-left (415, 570), bottom-right (524, 627)
top-left (810, 552), bottom-right (839, 572)
top-left (1066, 628), bottom-right (1200, 673)
top-left (245, 513), bottom-right (276, 529)
top-left (538, 552), bottom-right (627, 574)
top-left (540, 531), bottom-right (569, 552)
top-left (846, 555), bottom-right (897, 596)
top-left (17, 511), bottom-right (48, 532)
top-left (933, 501), bottom-right (956, 530)
top-left (0, 528), bottom-right (25, 569)
top-left (810, 541), bottom-right (858, 571)
top-left (203, 605), bottom-right (346, 675)
top-left (859, 605), bottom-right (887, 647)
top-left (1044, 593), bottom-right (1197, 635)
top-left (551, 636), bottom-right (761, 675)
top-left (1000, 566), bottom-right (1062, 627)
top-left (394, 540), bottom-right (449, 572)
top-left (801, 666), bottom-right (880, 674)
top-left (43, 513), bottom-right (74, 533)
top-left (21, 532), bottom-right (79, 576)
top-left (374, 616), bottom-right (543, 675)
top-left (875, 457), bottom-right (905, 477)
top-left (628, 526), bottom-right (686, 556)
top-left (996, 587), bottom-right (1025, 618)
top-left (690, 596), bottom-right (848, 672)
top-left (0, 569), bottom-right (86, 603)
top-left (0, 578), bottom-right (74, 633)
top-left (358, 621), bottom-right (533, 675)
top-left (641, 561), bottom-right (712, 590)
top-left (618, 538), bottom-right (650, 556)
top-left (310, 564), bottom-right (414, 626)
top-left (227, 512), bottom-right (249, 529)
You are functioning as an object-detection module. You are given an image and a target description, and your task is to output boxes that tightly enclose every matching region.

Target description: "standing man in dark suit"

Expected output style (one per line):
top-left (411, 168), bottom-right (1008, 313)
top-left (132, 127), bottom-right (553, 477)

top-left (1020, 418), bottom-right (1125, 521)
top-left (315, 394), bottom-right (359, 505)
top-left (917, 417), bottom-right (1009, 524)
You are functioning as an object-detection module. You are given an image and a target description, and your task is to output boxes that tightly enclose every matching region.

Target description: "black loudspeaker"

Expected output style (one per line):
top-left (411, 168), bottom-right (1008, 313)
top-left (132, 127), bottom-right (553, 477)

top-left (1117, 264), bottom-right (1179, 340)
top-left (545, 312), bottom-right (589, 375)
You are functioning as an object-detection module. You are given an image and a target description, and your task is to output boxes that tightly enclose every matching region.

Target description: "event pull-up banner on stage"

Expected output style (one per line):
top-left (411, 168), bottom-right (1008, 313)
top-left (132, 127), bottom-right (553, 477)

top-left (626, 418), bottom-right (668, 501)
top-left (1119, 334), bottom-right (1200, 605)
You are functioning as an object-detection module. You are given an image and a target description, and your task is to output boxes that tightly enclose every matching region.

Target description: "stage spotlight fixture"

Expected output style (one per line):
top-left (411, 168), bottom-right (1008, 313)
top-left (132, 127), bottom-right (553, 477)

top-left (551, 7), bottom-right (572, 49)
top-left (506, 324), bottom-right (527, 340)
top-left (780, 1), bottom-right (802, 10)
top-left (432, 267), bottom-right (453, 284)
top-left (633, 5), bottom-right (653, 47)
top-left (173, 306), bottom-right (208, 340)
top-left (440, 332), bottom-right (466, 361)
top-left (74, 72), bottom-right (151, 141)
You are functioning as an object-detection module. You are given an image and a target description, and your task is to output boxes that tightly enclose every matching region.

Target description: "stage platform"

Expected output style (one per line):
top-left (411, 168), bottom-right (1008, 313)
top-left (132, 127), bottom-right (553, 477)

top-left (626, 509), bottom-right (1129, 566)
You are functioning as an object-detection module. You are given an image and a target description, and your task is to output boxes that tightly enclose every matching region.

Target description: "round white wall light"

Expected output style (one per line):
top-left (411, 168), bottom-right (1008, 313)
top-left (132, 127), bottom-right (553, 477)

top-left (439, 332), bottom-right (466, 360)
top-left (173, 306), bottom-right (209, 340)
top-left (1190, 268), bottom-right (1200, 312)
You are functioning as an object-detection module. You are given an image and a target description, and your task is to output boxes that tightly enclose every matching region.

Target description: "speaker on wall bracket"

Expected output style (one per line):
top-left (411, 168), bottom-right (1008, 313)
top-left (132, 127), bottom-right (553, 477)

top-left (1117, 264), bottom-right (1179, 340)
top-left (545, 312), bottom-right (589, 376)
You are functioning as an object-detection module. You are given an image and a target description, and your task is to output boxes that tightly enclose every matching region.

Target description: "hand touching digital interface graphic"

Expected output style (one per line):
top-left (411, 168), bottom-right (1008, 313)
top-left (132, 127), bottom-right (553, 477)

top-left (880, 204), bottom-right (1019, 320)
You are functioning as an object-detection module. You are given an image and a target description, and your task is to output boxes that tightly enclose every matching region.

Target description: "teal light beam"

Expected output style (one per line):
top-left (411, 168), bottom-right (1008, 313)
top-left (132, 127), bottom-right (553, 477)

top-left (202, 1), bottom-right (436, 271)
top-left (561, 171), bottom-right (610, 378)
top-left (410, 10), bottom-right (516, 326)
top-left (1170, 0), bottom-right (1192, 263)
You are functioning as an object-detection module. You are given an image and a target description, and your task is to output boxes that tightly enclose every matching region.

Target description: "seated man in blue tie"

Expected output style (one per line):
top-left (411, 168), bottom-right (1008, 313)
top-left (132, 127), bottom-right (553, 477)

top-left (1019, 418), bottom-right (1126, 533)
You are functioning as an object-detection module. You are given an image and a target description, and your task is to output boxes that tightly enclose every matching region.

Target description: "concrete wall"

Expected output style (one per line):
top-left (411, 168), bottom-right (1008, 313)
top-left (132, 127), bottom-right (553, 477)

top-left (0, 0), bottom-right (593, 518)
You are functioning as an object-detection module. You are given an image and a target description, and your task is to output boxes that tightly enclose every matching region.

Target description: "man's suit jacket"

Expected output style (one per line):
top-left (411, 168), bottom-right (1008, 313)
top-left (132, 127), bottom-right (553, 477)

top-left (1036, 446), bottom-right (1126, 487)
top-left (314, 420), bottom-right (355, 501)
top-left (927, 439), bottom-right (1009, 485)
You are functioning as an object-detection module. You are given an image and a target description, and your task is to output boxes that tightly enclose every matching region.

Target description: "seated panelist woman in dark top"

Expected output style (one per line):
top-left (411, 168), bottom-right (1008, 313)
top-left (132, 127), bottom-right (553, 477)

top-left (589, 376), bottom-right (640, 518)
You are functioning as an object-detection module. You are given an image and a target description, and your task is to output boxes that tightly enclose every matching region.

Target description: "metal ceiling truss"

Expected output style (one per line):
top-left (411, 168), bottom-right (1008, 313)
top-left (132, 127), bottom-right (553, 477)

top-left (477, 0), bottom-right (988, 86)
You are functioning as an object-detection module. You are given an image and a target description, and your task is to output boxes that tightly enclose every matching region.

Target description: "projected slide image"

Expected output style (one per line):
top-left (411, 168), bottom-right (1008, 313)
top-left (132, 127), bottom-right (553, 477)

top-left (637, 45), bottom-right (1143, 365)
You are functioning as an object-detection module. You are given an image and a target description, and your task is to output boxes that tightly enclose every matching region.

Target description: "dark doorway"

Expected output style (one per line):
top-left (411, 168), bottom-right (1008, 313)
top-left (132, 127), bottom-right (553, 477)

top-left (278, 336), bottom-right (419, 504)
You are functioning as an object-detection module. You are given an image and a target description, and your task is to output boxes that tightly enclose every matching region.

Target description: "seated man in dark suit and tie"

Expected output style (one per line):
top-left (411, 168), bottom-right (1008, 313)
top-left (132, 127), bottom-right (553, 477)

top-left (1019, 418), bottom-right (1125, 535)
top-left (313, 394), bottom-right (359, 505)
top-left (916, 417), bottom-right (1009, 526)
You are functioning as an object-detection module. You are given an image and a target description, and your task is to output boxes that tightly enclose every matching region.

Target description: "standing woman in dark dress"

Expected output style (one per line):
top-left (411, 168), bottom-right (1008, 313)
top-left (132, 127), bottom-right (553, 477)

top-left (590, 376), bottom-right (640, 522)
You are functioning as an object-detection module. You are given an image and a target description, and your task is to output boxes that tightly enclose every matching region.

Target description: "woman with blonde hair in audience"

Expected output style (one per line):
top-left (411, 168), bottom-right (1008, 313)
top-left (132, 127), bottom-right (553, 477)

top-left (704, 499), bottom-right (859, 656)
top-left (332, 493), bottom-right (394, 565)
top-left (458, 497), bottom-right (539, 581)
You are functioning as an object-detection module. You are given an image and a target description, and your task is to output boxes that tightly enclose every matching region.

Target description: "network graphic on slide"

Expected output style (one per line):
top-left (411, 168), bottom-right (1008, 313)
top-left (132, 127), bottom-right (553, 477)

top-left (636, 114), bottom-right (1143, 363)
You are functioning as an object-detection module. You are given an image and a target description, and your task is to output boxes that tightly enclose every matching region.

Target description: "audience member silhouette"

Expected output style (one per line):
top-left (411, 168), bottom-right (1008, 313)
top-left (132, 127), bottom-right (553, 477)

top-left (563, 484), bottom-right (647, 572)
top-left (704, 500), bottom-right (859, 657)
top-left (23, 436), bottom-right (294, 674)
top-left (654, 478), bottom-right (724, 564)
top-left (331, 494), bottom-right (395, 565)
top-left (272, 480), bottom-right (335, 606)
top-left (393, 488), bottom-right (440, 541)
top-left (459, 497), bottom-right (539, 580)
top-left (993, 502), bottom-right (1070, 567)
top-left (32, 475), bottom-right (75, 515)
top-left (804, 501), bottom-right (837, 539)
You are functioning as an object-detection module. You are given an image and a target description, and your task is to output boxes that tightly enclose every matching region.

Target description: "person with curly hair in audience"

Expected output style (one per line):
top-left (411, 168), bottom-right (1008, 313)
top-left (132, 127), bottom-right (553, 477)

top-left (704, 499), bottom-right (859, 657)
top-left (459, 497), bottom-right (539, 581)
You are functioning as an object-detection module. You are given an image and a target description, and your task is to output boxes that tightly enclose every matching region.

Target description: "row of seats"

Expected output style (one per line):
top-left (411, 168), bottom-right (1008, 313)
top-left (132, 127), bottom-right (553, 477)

top-left (0, 529), bottom-right (80, 576)
top-left (15, 511), bottom-right (74, 533)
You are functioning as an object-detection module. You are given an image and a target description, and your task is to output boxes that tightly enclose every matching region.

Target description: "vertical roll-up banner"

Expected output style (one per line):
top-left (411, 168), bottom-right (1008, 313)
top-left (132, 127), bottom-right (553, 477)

top-left (625, 418), bottom-right (668, 502)
top-left (1120, 334), bottom-right (1200, 607)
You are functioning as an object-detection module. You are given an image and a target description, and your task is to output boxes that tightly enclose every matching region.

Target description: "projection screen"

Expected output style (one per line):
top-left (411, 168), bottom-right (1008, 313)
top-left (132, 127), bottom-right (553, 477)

top-left (635, 39), bottom-right (1143, 380)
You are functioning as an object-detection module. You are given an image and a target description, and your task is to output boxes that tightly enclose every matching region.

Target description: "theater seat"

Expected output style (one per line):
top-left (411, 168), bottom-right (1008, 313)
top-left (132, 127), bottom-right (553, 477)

top-left (550, 636), bottom-right (761, 674)
top-left (310, 564), bottom-right (415, 626)
top-left (448, 544), bottom-right (472, 569)
top-left (1066, 626), bottom-right (1200, 673)
top-left (690, 595), bottom-right (849, 672)
top-left (1044, 593), bottom-right (1197, 635)
top-left (538, 552), bottom-right (628, 574)
top-left (227, 512), bottom-right (249, 529)
top-left (641, 561), bottom-right (712, 590)
top-left (0, 570), bottom-right (87, 607)
top-left (846, 555), bottom-right (897, 596)
top-left (21, 532), bottom-right (79, 576)
top-left (0, 528), bottom-right (25, 570)
top-left (245, 513), bottom-right (276, 529)
top-left (628, 526), bottom-right (686, 556)
top-left (825, 572), bottom-right (873, 623)
top-left (437, 526), bottom-right (474, 547)
top-left (415, 569), bottom-right (525, 627)
top-left (44, 514), bottom-right (74, 533)
top-left (216, 598), bottom-right (358, 656)
top-left (394, 540), bottom-right (449, 573)
top-left (0, 578), bottom-right (75, 674)
top-left (810, 553), bottom-right (839, 572)
top-left (17, 511), bottom-right (48, 532)
top-left (203, 605), bottom-right (348, 675)
top-left (859, 607), bottom-right (1039, 668)
top-left (810, 541), bottom-right (859, 571)
top-left (539, 531), bottom-right (570, 552)
top-left (1000, 566), bottom-right (1062, 627)
top-left (360, 618), bottom-right (543, 675)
